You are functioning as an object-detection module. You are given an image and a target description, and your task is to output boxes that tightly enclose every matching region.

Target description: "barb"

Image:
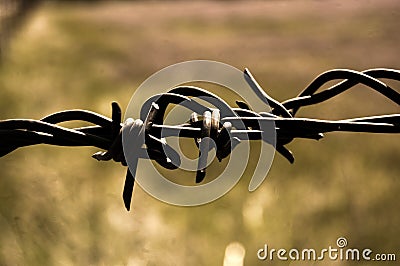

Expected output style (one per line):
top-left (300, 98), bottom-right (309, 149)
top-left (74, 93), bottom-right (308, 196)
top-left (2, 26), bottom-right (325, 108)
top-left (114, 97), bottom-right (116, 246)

top-left (1, 68), bottom-right (399, 210)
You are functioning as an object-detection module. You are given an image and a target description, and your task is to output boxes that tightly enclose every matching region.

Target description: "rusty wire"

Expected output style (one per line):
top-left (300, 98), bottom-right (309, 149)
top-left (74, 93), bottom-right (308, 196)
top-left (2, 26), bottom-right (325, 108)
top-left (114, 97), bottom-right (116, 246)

top-left (1, 68), bottom-right (399, 210)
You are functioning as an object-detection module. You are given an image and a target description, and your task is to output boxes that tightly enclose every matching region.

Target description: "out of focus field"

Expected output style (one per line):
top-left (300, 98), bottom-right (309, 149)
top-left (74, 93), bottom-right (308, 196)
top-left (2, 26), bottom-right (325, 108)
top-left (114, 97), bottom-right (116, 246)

top-left (0, 1), bottom-right (399, 265)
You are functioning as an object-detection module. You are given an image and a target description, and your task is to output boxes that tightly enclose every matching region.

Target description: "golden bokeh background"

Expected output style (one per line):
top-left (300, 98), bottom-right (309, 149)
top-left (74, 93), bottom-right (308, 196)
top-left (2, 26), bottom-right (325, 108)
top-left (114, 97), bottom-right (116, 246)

top-left (0, 1), bottom-right (399, 265)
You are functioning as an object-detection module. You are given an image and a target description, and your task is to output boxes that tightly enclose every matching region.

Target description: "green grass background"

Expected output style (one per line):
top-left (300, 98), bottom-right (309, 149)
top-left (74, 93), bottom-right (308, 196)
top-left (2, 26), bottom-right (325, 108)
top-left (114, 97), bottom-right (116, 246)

top-left (0, 1), bottom-right (399, 265)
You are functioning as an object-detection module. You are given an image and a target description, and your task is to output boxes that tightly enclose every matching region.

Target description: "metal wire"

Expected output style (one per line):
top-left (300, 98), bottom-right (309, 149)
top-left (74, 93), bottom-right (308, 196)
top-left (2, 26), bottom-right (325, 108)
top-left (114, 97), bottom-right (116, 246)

top-left (1, 68), bottom-right (399, 210)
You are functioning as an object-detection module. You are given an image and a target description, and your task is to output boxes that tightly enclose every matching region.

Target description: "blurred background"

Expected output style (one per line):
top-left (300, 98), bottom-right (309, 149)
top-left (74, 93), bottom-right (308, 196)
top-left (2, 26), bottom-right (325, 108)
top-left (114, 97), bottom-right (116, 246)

top-left (0, 0), bottom-right (399, 265)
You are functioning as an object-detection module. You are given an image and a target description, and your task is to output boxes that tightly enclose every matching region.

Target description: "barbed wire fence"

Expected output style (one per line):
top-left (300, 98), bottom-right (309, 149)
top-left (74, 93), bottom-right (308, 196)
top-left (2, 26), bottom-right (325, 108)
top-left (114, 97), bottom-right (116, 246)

top-left (0, 68), bottom-right (399, 210)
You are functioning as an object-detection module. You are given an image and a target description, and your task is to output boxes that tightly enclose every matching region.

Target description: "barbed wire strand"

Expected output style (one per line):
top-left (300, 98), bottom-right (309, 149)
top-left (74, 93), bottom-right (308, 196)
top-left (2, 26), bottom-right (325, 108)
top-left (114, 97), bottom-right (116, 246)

top-left (1, 68), bottom-right (399, 210)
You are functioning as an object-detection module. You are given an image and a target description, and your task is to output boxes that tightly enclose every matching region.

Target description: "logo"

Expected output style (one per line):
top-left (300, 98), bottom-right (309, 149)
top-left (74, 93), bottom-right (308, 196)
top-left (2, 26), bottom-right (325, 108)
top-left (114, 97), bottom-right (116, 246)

top-left (257, 237), bottom-right (397, 262)
top-left (122, 60), bottom-right (276, 206)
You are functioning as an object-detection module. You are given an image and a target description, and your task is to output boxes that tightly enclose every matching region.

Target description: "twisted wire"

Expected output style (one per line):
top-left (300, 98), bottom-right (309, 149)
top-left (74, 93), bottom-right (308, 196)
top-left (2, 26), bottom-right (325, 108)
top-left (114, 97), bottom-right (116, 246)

top-left (1, 68), bottom-right (399, 210)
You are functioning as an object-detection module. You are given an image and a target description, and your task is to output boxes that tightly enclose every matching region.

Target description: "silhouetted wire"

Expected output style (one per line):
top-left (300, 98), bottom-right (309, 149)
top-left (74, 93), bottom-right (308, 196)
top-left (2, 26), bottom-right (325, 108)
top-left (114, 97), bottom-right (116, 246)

top-left (1, 68), bottom-right (399, 210)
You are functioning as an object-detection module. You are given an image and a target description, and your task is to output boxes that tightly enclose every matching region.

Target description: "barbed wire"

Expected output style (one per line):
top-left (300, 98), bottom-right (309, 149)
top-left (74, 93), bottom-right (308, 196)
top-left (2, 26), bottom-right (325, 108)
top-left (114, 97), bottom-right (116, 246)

top-left (1, 68), bottom-right (399, 210)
